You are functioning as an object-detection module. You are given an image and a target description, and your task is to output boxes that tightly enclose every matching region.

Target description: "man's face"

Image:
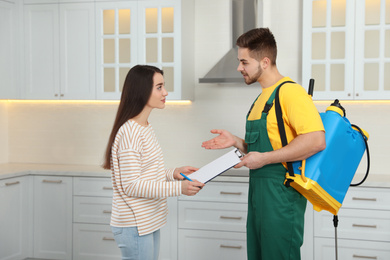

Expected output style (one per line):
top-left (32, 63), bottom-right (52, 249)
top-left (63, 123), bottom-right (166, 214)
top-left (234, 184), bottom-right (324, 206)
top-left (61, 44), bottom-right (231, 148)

top-left (237, 48), bottom-right (263, 85)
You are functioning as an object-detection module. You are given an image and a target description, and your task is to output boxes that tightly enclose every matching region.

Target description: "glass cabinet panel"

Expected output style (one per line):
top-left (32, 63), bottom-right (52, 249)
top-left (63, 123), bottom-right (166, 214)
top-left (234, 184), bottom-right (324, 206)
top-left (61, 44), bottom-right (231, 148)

top-left (312, 0), bottom-right (327, 27)
top-left (365, 0), bottom-right (381, 25)
top-left (145, 8), bottom-right (158, 33)
top-left (146, 38), bottom-right (158, 63)
top-left (103, 10), bottom-right (115, 34)
top-left (330, 64), bottom-right (344, 91)
top-left (312, 33), bottom-right (326, 59)
top-left (364, 63), bottom-right (379, 91)
top-left (364, 30), bottom-right (379, 58)
top-left (104, 39), bottom-right (115, 63)
top-left (331, 0), bottom-right (346, 27)
top-left (385, 63), bottom-right (390, 90)
top-left (331, 31), bottom-right (345, 59)
top-left (162, 37), bottom-right (174, 62)
top-left (386, 0), bottom-right (390, 24)
top-left (118, 9), bottom-right (130, 34)
top-left (311, 64), bottom-right (326, 91)
top-left (162, 7), bottom-right (174, 33)
top-left (163, 67), bottom-right (174, 92)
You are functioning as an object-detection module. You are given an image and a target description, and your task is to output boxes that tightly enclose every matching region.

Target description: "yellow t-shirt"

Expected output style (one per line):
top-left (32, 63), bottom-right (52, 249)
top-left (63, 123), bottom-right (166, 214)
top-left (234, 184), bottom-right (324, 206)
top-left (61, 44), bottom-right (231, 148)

top-left (248, 77), bottom-right (324, 152)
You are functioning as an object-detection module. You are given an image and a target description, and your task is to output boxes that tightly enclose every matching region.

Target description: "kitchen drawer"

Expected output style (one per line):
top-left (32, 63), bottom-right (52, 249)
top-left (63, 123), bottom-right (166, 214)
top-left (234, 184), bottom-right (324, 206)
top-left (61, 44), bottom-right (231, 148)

top-left (178, 229), bottom-right (247, 260)
top-left (73, 196), bottom-right (112, 224)
top-left (315, 237), bottom-right (390, 260)
top-left (73, 223), bottom-right (119, 260)
top-left (343, 187), bottom-right (390, 211)
top-left (179, 181), bottom-right (248, 203)
top-left (314, 208), bottom-right (390, 242)
top-left (179, 201), bottom-right (247, 232)
top-left (73, 177), bottom-right (112, 197)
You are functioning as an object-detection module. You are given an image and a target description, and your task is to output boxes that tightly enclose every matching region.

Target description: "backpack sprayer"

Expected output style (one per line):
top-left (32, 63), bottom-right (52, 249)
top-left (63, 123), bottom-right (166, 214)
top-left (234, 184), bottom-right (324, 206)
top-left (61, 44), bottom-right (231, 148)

top-left (277, 79), bottom-right (370, 260)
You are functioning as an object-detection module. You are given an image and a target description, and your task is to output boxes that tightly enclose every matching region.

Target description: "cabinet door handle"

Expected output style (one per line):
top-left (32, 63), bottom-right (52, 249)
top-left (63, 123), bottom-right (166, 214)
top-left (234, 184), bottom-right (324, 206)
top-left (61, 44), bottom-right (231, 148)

top-left (220, 191), bottom-right (242, 195)
top-left (102, 237), bottom-right (115, 241)
top-left (220, 245), bottom-right (242, 249)
top-left (103, 210), bottom-right (112, 214)
top-left (353, 254), bottom-right (377, 259)
top-left (352, 224), bottom-right (377, 229)
top-left (103, 186), bottom-right (113, 190)
top-left (5, 181), bottom-right (20, 186)
top-left (352, 197), bottom-right (377, 202)
top-left (42, 179), bottom-right (63, 184)
top-left (220, 216), bottom-right (242, 220)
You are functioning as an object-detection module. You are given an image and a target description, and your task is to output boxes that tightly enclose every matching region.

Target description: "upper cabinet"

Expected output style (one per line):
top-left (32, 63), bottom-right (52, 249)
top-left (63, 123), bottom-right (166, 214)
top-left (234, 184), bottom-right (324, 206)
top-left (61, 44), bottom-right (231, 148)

top-left (96, 0), bottom-right (192, 100)
top-left (23, 2), bottom-right (96, 99)
top-left (0, 0), bottom-right (20, 99)
top-left (0, 0), bottom-right (194, 100)
top-left (302, 0), bottom-right (390, 100)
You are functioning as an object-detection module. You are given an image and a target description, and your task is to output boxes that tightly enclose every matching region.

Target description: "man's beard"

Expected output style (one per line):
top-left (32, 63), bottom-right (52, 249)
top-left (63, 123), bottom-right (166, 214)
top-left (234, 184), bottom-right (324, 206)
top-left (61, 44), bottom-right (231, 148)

top-left (243, 65), bottom-right (263, 85)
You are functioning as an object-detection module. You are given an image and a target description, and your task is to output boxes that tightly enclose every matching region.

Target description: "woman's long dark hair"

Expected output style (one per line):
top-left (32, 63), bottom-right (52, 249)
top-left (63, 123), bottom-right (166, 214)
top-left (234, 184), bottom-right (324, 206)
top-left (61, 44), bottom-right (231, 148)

top-left (102, 65), bottom-right (163, 169)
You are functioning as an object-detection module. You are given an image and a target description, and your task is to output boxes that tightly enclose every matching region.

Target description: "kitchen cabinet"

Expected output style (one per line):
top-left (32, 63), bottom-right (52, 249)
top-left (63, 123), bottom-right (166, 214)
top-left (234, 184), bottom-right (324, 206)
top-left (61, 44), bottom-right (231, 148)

top-left (178, 181), bottom-right (314, 260)
top-left (73, 177), bottom-right (119, 260)
top-left (314, 186), bottom-right (390, 259)
top-left (23, 2), bottom-right (95, 99)
top-left (178, 181), bottom-right (249, 260)
top-left (95, 0), bottom-right (194, 100)
top-left (72, 176), bottom-right (178, 260)
top-left (33, 175), bottom-right (72, 259)
top-left (302, 0), bottom-right (390, 100)
top-left (0, 0), bottom-right (20, 99)
top-left (0, 176), bottom-right (33, 260)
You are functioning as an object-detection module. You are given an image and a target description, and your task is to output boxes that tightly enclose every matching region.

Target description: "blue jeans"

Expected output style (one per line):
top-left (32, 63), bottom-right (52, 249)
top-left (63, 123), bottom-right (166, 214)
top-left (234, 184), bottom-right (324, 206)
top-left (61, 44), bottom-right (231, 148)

top-left (111, 226), bottom-right (160, 260)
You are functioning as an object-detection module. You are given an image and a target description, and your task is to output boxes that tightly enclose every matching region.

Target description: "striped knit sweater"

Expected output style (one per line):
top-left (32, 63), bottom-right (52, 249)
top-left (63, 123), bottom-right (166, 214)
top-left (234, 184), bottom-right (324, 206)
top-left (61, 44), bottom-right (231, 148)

top-left (110, 120), bottom-right (182, 236)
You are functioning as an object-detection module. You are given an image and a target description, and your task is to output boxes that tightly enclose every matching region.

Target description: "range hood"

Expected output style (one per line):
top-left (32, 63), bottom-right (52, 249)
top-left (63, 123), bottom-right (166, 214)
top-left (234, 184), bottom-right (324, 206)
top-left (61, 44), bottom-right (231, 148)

top-left (199, 0), bottom-right (259, 83)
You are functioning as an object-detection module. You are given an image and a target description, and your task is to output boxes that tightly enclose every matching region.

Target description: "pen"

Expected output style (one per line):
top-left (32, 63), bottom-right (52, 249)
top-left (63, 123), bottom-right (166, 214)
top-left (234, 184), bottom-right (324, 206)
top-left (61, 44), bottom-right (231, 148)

top-left (180, 173), bottom-right (193, 182)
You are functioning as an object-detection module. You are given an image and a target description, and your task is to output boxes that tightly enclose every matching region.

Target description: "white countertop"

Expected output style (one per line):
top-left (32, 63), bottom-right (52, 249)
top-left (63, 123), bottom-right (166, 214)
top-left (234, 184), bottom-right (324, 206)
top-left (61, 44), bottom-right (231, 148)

top-left (0, 163), bottom-right (250, 183)
top-left (0, 163), bottom-right (388, 187)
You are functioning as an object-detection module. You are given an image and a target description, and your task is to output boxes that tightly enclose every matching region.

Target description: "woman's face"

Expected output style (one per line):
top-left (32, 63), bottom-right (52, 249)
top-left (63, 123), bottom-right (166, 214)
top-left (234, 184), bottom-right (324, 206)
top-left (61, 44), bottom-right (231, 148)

top-left (146, 72), bottom-right (168, 109)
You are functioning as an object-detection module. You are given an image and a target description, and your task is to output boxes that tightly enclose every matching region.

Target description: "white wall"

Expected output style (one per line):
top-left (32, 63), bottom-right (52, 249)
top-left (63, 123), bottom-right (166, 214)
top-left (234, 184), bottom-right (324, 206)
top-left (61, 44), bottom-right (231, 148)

top-left (2, 0), bottom-right (389, 176)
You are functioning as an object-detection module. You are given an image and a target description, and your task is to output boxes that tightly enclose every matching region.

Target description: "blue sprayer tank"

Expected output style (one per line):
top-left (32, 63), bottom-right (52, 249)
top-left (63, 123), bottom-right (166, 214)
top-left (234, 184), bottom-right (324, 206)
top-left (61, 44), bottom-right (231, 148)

top-left (287, 99), bottom-right (369, 215)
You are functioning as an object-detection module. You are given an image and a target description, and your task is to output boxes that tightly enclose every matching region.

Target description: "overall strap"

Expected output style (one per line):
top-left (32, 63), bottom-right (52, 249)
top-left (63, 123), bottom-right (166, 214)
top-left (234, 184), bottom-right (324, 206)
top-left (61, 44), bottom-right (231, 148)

top-left (274, 81), bottom-right (296, 180)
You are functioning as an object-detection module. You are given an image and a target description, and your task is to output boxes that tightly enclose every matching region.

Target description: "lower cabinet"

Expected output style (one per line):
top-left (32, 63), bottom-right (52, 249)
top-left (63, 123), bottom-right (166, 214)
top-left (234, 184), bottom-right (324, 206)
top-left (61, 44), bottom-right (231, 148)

top-left (73, 223), bottom-right (119, 260)
top-left (178, 229), bottom-right (247, 260)
top-left (178, 181), bottom-right (248, 260)
top-left (0, 176), bottom-right (33, 260)
top-left (72, 177), bottom-right (119, 260)
top-left (33, 176), bottom-right (73, 260)
top-left (314, 187), bottom-right (390, 259)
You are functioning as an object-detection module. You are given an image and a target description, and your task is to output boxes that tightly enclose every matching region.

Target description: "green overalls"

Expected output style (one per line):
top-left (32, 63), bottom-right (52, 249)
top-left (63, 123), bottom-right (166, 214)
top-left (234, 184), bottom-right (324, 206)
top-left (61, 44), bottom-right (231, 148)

top-left (245, 84), bottom-right (307, 260)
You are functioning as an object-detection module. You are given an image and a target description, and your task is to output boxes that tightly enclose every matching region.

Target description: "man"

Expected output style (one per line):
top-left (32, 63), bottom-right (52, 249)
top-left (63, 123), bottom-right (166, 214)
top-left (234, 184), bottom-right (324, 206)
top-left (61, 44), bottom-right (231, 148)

top-left (202, 28), bottom-right (326, 260)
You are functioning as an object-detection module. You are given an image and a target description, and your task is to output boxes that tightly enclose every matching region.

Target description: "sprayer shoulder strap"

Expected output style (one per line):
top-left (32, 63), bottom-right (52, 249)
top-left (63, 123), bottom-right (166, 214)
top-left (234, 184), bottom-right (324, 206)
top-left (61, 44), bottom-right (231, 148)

top-left (274, 81), bottom-right (295, 178)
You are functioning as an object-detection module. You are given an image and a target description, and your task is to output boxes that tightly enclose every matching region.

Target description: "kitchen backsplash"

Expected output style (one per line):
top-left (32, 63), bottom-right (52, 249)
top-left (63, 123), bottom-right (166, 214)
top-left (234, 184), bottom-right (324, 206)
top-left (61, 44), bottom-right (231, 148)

top-left (2, 95), bottom-right (389, 176)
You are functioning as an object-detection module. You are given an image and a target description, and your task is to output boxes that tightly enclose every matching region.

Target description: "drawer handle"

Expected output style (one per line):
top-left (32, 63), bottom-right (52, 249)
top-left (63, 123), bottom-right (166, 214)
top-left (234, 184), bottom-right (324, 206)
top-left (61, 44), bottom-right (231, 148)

top-left (220, 245), bottom-right (242, 250)
top-left (103, 186), bottom-right (113, 190)
top-left (353, 254), bottom-right (377, 259)
top-left (220, 191), bottom-right (242, 195)
top-left (352, 197), bottom-right (377, 202)
top-left (42, 179), bottom-right (63, 184)
top-left (103, 210), bottom-right (112, 214)
top-left (220, 216), bottom-right (242, 220)
top-left (352, 224), bottom-right (377, 229)
top-left (103, 237), bottom-right (115, 241)
top-left (5, 181), bottom-right (20, 186)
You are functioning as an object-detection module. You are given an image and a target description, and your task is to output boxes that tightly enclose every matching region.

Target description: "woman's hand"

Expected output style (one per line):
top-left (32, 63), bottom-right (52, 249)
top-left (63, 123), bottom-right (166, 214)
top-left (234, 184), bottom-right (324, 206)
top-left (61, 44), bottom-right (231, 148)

top-left (201, 129), bottom-right (236, 149)
top-left (181, 180), bottom-right (204, 196)
top-left (173, 166), bottom-right (198, 180)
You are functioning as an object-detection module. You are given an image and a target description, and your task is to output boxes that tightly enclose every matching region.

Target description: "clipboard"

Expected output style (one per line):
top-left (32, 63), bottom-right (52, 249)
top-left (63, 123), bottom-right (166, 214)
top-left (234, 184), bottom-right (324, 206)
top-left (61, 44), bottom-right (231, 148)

top-left (187, 148), bottom-right (244, 184)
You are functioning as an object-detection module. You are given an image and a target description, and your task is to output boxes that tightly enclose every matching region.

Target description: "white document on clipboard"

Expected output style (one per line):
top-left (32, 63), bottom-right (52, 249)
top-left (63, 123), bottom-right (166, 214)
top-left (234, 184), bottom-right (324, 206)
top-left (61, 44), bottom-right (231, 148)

top-left (187, 148), bottom-right (244, 184)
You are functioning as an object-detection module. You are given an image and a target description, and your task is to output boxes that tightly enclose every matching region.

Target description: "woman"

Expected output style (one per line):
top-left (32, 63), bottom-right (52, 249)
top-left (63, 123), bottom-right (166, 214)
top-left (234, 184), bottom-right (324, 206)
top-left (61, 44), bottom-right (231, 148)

top-left (103, 65), bottom-right (204, 260)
